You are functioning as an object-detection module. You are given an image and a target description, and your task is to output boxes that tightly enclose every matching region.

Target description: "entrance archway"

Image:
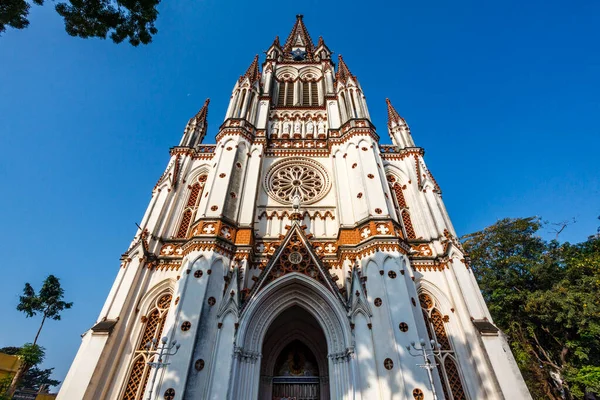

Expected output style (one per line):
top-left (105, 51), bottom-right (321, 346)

top-left (230, 273), bottom-right (355, 400)
top-left (260, 306), bottom-right (329, 399)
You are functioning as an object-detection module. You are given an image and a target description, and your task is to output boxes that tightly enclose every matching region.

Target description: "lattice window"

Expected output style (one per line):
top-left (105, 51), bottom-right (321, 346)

top-left (175, 176), bottom-right (206, 238)
top-left (419, 293), bottom-right (467, 400)
top-left (390, 183), bottom-right (416, 239)
top-left (122, 293), bottom-right (172, 400)
top-left (445, 357), bottom-right (466, 400)
top-left (401, 210), bottom-right (417, 239)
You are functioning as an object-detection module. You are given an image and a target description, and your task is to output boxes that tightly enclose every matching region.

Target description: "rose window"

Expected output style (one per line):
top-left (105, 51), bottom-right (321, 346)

top-left (265, 158), bottom-right (330, 205)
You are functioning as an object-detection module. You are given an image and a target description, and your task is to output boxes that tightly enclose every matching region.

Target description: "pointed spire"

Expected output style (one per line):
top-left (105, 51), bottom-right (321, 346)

top-left (316, 36), bottom-right (324, 48)
top-left (283, 14), bottom-right (315, 58)
top-left (385, 98), bottom-right (410, 131)
top-left (181, 98), bottom-right (209, 147)
top-left (336, 55), bottom-right (356, 84)
top-left (239, 55), bottom-right (260, 85)
top-left (272, 35), bottom-right (281, 48)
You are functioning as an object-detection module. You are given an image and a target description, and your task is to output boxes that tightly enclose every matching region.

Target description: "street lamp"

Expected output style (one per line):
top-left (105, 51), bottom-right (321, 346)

top-left (143, 336), bottom-right (181, 400)
top-left (406, 338), bottom-right (440, 400)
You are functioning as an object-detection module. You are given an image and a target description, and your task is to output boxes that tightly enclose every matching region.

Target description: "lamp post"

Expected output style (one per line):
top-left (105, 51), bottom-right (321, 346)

top-left (406, 338), bottom-right (440, 400)
top-left (143, 336), bottom-right (181, 400)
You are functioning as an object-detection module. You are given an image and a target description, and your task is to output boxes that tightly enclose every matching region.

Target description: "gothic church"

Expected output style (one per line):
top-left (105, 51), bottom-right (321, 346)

top-left (58, 15), bottom-right (531, 400)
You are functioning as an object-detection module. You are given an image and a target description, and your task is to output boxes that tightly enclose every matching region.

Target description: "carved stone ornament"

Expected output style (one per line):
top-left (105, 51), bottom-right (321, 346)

top-left (265, 158), bottom-right (331, 205)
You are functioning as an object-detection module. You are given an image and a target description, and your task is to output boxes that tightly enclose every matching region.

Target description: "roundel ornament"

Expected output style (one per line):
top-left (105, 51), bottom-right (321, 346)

top-left (265, 158), bottom-right (331, 205)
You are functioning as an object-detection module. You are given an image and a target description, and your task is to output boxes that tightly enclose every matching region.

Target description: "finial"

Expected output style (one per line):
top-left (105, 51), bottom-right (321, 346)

top-left (296, 14), bottom-right (304, 19)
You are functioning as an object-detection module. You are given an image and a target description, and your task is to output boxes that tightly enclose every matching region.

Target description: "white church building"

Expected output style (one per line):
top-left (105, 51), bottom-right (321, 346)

top-left (58, 15), bottom-right (532, 400)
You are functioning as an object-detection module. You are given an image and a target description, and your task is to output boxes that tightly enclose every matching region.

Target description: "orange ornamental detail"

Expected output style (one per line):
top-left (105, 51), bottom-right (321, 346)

top-left (189, 220), bottom-right (238, 242)
top-left (234, 228), bottom-right (253, 245)
top-left (338, 220), bottom-right (398, 246)
top-left (159, 244), bottom-right (185, 257)
top-left (411, 261), bottom-right (447, 272)
top-left (181, 242), bottom-right (234, 258)
top-left (411, 243), bottom-right (433, 257)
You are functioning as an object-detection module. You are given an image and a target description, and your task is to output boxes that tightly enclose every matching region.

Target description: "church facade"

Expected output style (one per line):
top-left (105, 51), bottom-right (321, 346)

top-left (58, 16), bottom-right (531, 400)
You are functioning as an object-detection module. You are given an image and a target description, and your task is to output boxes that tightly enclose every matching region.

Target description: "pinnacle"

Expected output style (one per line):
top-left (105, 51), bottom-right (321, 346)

top-left (386, 98), bottom-right (408, 129)
top-left (240, 55), bottom-right (260, 84)
top-left (336, 54), bottom-right (355, 84)
top-left (189, 98), bottom-right (210, 126)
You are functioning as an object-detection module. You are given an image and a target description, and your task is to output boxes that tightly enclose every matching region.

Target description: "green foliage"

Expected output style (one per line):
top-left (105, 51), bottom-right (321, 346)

top-left (0, 0), bottom-right (160, 46)
top-left (17, 275), bottom-right (73, 321)
top-left (0, 346), bottom-right (59, 391)
top-left (463, 217), bottom-right (600, 399)
top-left (16, 274), bottom-right (73, 345)
top-left (17, 344), bottom-right (45, 367)
top-left (20, 366), bottom-right (60, 392)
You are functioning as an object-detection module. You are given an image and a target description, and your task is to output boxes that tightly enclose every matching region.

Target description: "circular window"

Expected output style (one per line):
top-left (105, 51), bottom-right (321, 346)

top-left (265, 158), bottom-right (331, 205)
top-left (194, 270), bottom-right (203, 278)
top-left (384, 358), bottom-right (394, 370)
top-left (399, 322), bottom-right (409, 332)
top-left (164, 388), bottom-right (175, 400)
top-left (181, 321), bottom-right (191, 331)
top-left (208, 297), bottom-right (216, 306)
top-left (413, 388), bottom-right (424, 400)
top-left (195, 359), bottom-right (205, 371)
top-left (374, 298), bottom-right (382, 307)
top-left (388, 271), bottom-right (397, 279)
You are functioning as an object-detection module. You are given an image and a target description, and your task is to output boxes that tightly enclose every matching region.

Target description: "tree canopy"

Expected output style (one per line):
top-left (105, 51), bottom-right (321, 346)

top-left (463, 217), bottom-right (600, 399)
top-left (0, 0), bottom-right (160, 45)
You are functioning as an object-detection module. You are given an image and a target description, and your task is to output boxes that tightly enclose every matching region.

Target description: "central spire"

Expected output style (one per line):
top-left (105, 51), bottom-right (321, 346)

top-left (282, 14), bottom-right (315, 61)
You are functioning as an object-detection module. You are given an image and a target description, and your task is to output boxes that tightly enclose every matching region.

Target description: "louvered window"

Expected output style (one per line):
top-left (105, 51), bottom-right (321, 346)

top-left (302, 81), bottom-right (310, 105)
top-left (277, 82), bottom-right (286, 106)
top-left (286, 82), bottom-right (294, 106)
top-left (311, 82), bottom-right (318, 105)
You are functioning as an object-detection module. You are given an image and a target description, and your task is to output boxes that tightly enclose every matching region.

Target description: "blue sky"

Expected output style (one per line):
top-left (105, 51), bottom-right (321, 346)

top-left (0, 0), bottom-right (599, 389)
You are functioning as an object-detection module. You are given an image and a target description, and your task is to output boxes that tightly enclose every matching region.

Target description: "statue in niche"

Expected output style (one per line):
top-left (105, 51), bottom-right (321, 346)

top-left (306, 120), bottom-right (314, 134)
top-left (294, 120), bottom-right (301, 135)
top-left (271, 120), bottom-right (280, 137)
top-left (283, 120), bottom-right (291, 134)
top-left (317, 121), bottom-right (326, 134)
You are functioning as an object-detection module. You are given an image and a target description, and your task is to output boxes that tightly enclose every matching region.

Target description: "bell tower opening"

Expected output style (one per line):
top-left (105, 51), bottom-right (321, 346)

top-left (260, 305), bottom-right (329, 400)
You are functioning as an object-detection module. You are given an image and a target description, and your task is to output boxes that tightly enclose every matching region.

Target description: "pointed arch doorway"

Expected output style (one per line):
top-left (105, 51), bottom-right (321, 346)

top-left (260, 305), bottom-right (329, 400)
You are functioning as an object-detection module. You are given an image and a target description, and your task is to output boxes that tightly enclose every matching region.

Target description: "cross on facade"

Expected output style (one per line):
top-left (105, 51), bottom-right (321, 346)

top-left (162, 245), bottom-right (174, 255)
top-left (175, 247), bottom-right (183, 256)
top-left (221, 227), bottom-right (231, 238)
top-left (376, 224), bottom-right (390, 235)
top-left (203, 224), bottom-right (216, 234)
top-left (361, 227), bottom-right (371, 239)
top-left (256, 243), bottom-right (266, 253)
top-left (325, 243), bottom-right (336, 253)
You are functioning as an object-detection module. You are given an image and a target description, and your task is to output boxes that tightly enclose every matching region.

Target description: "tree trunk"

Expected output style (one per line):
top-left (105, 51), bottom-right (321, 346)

top-left (5, 362), bottom-right (30, 398)
top-left (33, 313), bottom-right (47, 346)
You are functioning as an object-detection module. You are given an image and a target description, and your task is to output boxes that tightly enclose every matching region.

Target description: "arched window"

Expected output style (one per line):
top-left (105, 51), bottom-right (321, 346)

top-left (390, 182), bottom-right (416, 239)
top-left (301, 80), bottom-right (319, 106)
top-left (175, 174), bottom-right (207, 238)
top-left (121, 293), bottom-right (172, 400)
top-left (237, 90), bottom-right (246, 118)
top-left (419, 293), bottom-right (467, 400)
